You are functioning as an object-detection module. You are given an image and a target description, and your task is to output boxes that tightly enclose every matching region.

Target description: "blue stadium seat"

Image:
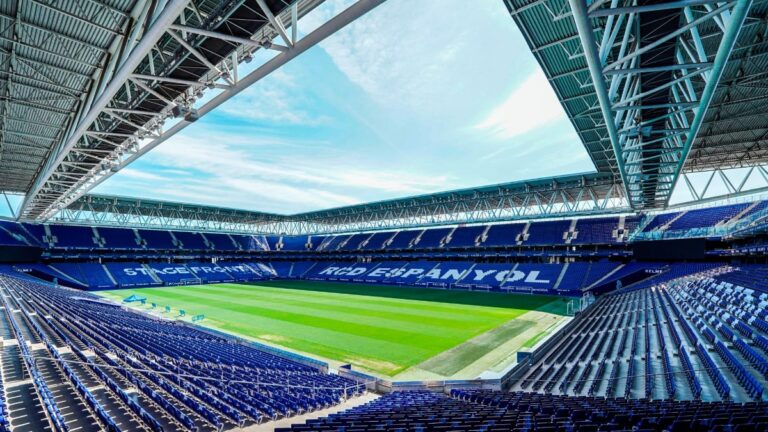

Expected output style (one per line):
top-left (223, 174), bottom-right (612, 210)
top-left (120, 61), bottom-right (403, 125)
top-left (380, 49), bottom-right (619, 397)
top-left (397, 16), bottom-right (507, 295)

top-left (643, 211), bottom-right (683, 231)
top-left (185, 261), bottom-right (235, 283)
top-left (525, 220), bottom-right (570, 245)
top-left (572, 217), bottom-right (621, 244)
top-left (338, 233), bottom-right (371, 251)
top-left (445, 226), bottom-right (486, 248)
top-left (0, 220), bottom-right (37, 246)
top-left (359, 231), bottom-right (393, 250)
top-left (21, 223), bottom-right (48, 245)
top-left (230, 234), bottom-right (269, 251)
top-left (97, 227), bottom-right (141, 249)
top-left (49, 224), bottom-right (99, 249)
top-left (218, 262), bottom-right (268, 282)
top-left (415, 261), bottom-right (474, 287)
top-left (454, 263), bottom-right (515, 291)
top-left (50, 262), bottom-right (115, 290)
top-left (146, 263), bottom-right (200, 285)
top-left (137, 229), bottom-right (176, 249)
top-left (173, 231), bottom-right (209, 250)
top-left (278, 390), bottom-right (768, 431)
top-left (413, 228), bottom-right (451, 249)
top-left (316, 234), bottom-right (351, 251)
top-left (306, 262), bottom-right (379, 282)
top-left (507, 264), bottom-right (768, 404)
top-left (385, 230), bottom-right (421, 250)
top-left (270, 261), bottom-right (295, 278)
top-left (501, 263), bottom-right (562, 294)
top-left (0, 270), bottom-right (363, 432)
top-left (203, 232), bottom-right (239, 251)
top-left (104, 262), bottom-right (161, 287)
top-left (280, 235), bottom-right (310, 251)
top-left (483, 223), bottom-right (526, 247)
top-left (667, 203), bottom-right (750, 231)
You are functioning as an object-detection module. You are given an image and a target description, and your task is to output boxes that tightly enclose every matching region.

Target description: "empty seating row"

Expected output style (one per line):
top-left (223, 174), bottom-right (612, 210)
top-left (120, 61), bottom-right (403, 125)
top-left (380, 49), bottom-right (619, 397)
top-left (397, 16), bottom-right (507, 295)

top-left (299, 261), bottom-right (711, 296)
top-left (3, 199), bottom-right (766, 256)
top-left (6, 221), bottom-right (271, 252)
top-left (508, 265), bottom-right (768, 402)
top-left (643, 201), bottom-right (763, 233)
top-left (14, 261), bottom-right (275, 290)
top-left (0, 360), bottom-right (8, 432)
top-left (280, 390), bottom-right (768, 432)
top-left (0, 270), bottom-right (364, 432)
top-left (283, 216), bottom-right (632, 252)
top-left (17, 259), bottom-right (668, 295)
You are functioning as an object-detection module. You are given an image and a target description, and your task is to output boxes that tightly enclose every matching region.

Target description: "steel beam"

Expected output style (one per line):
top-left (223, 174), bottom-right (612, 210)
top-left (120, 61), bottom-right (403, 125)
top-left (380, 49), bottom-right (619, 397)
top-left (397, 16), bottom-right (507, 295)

top-left (167, 24), bottom-right (288, 51)
top-left (569, 0), bottom-right (631, 199)
top-left (30, 0), bottom-right (388, 221)
top-left (589, 0), bottom-right (729, 17)
top-left (664, 0), bottom-right (754, 206)
top-left (568, 0), bottom-right (752, 209)
top-left (255, 0), bottom-right (293, 48)
top-left (19, 0), bottom-right (191, 219)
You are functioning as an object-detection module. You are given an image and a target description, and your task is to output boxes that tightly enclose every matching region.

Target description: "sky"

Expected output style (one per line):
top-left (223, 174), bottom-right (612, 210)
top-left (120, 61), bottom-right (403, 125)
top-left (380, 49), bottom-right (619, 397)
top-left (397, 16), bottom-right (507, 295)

top-left (89, 0), bottom-right (596, 215)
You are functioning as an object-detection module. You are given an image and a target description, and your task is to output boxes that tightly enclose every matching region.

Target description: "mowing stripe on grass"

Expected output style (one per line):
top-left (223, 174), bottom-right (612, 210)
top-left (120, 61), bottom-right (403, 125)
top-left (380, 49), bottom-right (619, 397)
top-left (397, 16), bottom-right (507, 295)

top-left (252, 281), bottom-right (565, 311)
top-left (100, 280), bottom-right (568, 377)
top-left (196, 282), bottom-right (528, 320)
top-left (134, 288), bottom-right (473, 343)
top-left (179, 284), bottom-right (507, 328)
top-left (145, 288), bottom-right (462, 343)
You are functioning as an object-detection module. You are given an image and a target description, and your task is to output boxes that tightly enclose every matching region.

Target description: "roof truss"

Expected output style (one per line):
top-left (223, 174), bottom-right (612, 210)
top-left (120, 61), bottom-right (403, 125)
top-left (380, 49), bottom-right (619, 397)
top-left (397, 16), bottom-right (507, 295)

top-left (17, 0), bottom-right (388, 221)
top-left (49, 172), bottom-right (631, 234)
top-left (507, 0), bottom-right (768, 210)
top-left (570, 0), bottom-right (753, 209)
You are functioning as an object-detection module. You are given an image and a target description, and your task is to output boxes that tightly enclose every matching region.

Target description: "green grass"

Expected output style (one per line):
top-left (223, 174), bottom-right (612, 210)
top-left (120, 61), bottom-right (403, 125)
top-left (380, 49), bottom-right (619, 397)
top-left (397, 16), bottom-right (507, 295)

top-left (98, 280), bottom-right (568, 376)
top-left (522, 330), bottom-right (549, 348)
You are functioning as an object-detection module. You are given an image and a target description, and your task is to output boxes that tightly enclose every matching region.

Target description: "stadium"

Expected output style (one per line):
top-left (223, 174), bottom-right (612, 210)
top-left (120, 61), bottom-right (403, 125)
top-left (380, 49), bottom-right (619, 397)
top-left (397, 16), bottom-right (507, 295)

top-left (0, 0), bottom-right (768, 430)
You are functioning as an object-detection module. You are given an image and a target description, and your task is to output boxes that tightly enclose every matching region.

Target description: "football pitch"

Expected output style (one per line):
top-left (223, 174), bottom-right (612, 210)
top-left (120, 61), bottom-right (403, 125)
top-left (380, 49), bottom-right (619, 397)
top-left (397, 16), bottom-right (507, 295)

top-left (98, 281), bottom-right (570, 378)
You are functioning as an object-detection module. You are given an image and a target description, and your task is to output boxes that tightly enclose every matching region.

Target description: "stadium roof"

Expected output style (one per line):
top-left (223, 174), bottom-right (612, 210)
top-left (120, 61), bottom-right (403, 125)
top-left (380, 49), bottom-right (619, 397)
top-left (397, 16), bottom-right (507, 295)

top-left (58, 192), bottom-right (284, 233)
top-left (2, 0), bottom-right (767, 231)
top-left (8, 0), bottom-right (383, 221)
top-left (53, 172), bottom-right (629, 234)
top-left (0, 0), bottom-right (142, 194)
top-left (506, 0), bottom-right (768, 209)
top-left (292, 171), bottom-right (627, 231)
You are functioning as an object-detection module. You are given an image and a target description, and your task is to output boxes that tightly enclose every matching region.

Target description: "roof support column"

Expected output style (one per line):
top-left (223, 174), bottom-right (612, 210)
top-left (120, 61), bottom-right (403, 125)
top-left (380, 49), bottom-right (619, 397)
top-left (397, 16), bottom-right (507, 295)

top-left (568, 0), bottom-right (630, 202)
top-left (664, 0), bottom-right (753, 206)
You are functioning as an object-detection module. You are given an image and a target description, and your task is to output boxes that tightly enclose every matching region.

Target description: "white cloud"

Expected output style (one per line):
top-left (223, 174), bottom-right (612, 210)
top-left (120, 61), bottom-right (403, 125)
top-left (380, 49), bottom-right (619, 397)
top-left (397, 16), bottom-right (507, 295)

top-left (116, 168), bottom-right (166, 181)
top-left (310, 0), bottom-right (472, 113)
top-left (475, 71), bottom-right (564, 139)
top-left (217, 69), bottom-right (328, 125)
top-left (101, 126), bottom-right (455, 213)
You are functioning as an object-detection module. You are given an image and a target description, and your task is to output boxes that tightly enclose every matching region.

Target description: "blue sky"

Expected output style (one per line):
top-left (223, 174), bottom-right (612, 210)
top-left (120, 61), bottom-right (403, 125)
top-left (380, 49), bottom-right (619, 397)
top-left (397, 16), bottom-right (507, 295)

top-left (90, 0), bottom-right (595, 214)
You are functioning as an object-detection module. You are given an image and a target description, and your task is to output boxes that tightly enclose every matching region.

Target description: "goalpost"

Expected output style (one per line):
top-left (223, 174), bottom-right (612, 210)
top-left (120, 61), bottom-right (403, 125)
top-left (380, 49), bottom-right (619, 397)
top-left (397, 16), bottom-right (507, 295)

top-left (566, 292), bottom-right (595, 316)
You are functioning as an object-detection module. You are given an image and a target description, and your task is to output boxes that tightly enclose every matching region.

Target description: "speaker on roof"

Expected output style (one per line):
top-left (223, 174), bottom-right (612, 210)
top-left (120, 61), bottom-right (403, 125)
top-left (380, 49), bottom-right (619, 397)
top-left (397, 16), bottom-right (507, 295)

top-left (184, 108), bottom-right (199, 122)
top-left (171, 105), bottom-right (200, 122)
top-left (171, 105), bottom-right (185, 118)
